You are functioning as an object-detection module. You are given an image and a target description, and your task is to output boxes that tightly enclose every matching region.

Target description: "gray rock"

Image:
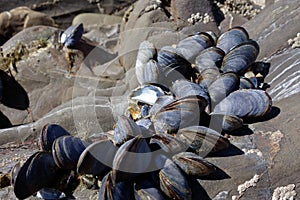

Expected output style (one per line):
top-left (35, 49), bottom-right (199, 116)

top-left (72, 13), bottom-right (122, 30)
top-left (243, 0), bottom-right (300, 60)
top-left (170, 0), bottom-right (214, 23)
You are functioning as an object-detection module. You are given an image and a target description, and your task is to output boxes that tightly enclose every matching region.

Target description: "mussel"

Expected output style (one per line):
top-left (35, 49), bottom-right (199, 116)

top-left (151, 96), bottom-right (207, 134)
top-left (216, 26), bottom-right (249, 54)
top-left (159, 159), bottom-right (192, 200)
top-left (13, 152), bottom-right (68, 199)
top-left (135, 41), bottom-right (160, 85)
top-left (195, 46), bottom-right (225, 73)
top-left (77, 139), bottom-right (117, 178)
top-left (39, 124), bottom-right (70, 151)
top-left (171, 79), bottom-right (209, 102)
top-left (52, 135), bottom-right (90, 169)
top-left (212, 89), bottom-right (272, 118)
top-left (221, 40), bottom-right (259, 74)
top-left (112, 135), bottom-right (152, 183)
top-left (176, 32), bottom-right (214, 63)
top-left (59, 23), bottom-right (84, 48)
top-left (208, 72), bottom-right (239, 107)
top-left (176, 126), bottom-right (230, 156)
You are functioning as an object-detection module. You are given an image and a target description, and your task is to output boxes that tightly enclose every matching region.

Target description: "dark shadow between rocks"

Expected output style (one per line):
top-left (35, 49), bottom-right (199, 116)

top-left (73, 39), bottom-right (117, 67)
top-left (243, 106), bottom-right (281, 124)
top-left (225, 125), bottom-right (254, 136)
top-left (208, 143), bottom-right (244, 157)
top-left (198, 166), bottom-right (230, 180)
top-left (188, 177), bottom-right (211, 200)
top-left (0, 111), bottom-right (12, 129)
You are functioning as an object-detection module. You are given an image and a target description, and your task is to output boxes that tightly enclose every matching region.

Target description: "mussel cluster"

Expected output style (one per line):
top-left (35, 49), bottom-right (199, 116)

top-left (12, 27), bottom-right (275, 199)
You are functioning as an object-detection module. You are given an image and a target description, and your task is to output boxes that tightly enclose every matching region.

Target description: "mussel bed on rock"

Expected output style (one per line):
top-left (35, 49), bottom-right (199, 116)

top-left (11, 26), bottom-right (277, 200)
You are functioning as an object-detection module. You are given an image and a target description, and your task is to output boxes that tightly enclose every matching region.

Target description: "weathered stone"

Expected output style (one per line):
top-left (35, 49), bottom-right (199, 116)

top-left (243, 0), bottom-right (300, 59)
top-left (0, 26), bottom-right (119, 125)
top-left (219, 13), bottom-right (249, 33)
top-left (73, 13), bottom-right (122, 30)
top-left (264, 47), bottom-right (300, 101)
top-left (0, 7), bottom-right (56, 45)
top-left (171, 0), bottom-right (214, 23)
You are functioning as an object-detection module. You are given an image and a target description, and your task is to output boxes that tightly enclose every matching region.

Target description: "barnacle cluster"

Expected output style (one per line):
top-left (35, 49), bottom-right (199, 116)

top-left (287, 33), bottom-right (300, 49)
top-left (214, 0), bottom-right (261, 19)
top-left (187, 13), bottom-right (214, 25)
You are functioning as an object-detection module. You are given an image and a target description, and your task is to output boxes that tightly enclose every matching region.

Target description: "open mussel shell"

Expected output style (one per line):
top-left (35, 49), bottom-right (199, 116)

top-left (176, 32), bottom-right (214, 63)
top-left (39, 124), bottom-right (70, 151)
top-left (208, 72), bottom-right (239, 107)
top-left (52, 135), bottom-right (90, 169)
top-left (0, 70), bottom-right (29, 110)
top-left (130, 84), bottom-right (166, 106)
top-left (13, 152), bottom-right (65, 199)
top-left (134, 179), bottom-right (165, 200)
top-left (112, 135), bottom-right (152, 183)
top-left (213, 89), bottom-right (272, 118)
top-left (77, 139), bottom-right (117, 178)
top-left (221, 40), bottom-right (259, 75)
top-left (99, 172), bottom-right (134, 200)
top-left (171, 79), bottom-right (209, 102)
top-left (195, 46), bottom-right (225, 73)
top-left (151, 96), bottom-right (207, 134)
top-left (114, 115), bottom-right (143, 145)
top-left (172, 152), bottom-right (217, 177)
top-left (216, 26), bottom-right (249, 54)
top-left (159, 159), bottom-right (192, 200)
top-left (176, 126), bottom-right (230, 156)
